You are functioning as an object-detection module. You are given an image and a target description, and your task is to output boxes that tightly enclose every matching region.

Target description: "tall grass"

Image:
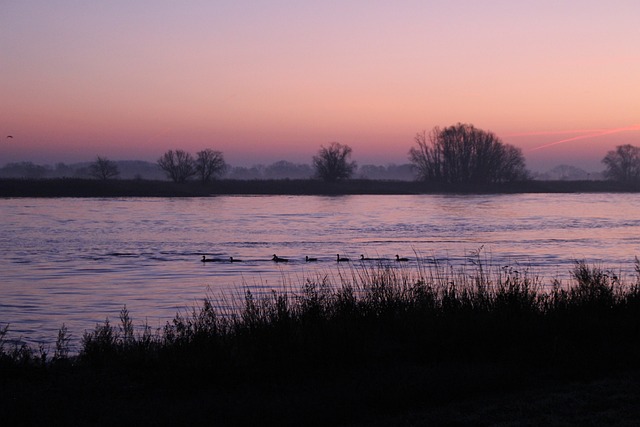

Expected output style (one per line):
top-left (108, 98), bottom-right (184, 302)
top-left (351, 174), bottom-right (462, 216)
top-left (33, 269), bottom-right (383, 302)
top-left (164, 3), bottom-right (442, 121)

top-left (5, 259), bottom-right (640, 425)
top-left (3, 258), bottom-right (640, 382)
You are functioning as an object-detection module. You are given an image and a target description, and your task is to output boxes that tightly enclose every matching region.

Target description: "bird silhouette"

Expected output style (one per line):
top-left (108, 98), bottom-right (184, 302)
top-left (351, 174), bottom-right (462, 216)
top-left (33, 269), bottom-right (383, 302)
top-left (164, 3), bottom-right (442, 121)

top-left (337, 254), bottom-right (350, 262)
top-left (305, 256), bottom-right (318, 262)
top-left (395, 254), bottom-right (409, 262)
top-left (272, 254), bottom-right (288, 263)
top-left (201, 255), bottom-right (216, 262)
top-left (229, 256), bottom-right (243, 262)
top-left (360, 254), bottom-right (372, 261)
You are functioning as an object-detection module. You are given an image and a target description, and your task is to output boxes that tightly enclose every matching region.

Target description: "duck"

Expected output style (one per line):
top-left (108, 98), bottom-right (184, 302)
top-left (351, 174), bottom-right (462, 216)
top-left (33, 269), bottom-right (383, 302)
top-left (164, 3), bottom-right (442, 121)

top-left (272, 254), bottom-right (288, 263)
top-left (229, 256), bottom-right (243, 263)
top-left (305, 256), bottom-right (318, 262)
top-left (337, 254), bottom-right (350, 262)
top-left (201, 255), bottom-right (218, 262)
top-left (360, 254), bottom-right (373, 261)
top-left (395, 254), bottom-right (409, 262)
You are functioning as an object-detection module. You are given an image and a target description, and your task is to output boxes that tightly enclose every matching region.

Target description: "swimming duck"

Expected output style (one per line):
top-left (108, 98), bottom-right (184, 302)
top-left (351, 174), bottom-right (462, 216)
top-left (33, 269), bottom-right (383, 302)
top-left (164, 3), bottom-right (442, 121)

top-left (337, 254), bottom-right (350, 262)
top-left (272, 254), bottom-right (288, 263)
top-left (395, 254), bottom-right (409, 262)
top-left (305, 256), bottom-right (318, 262)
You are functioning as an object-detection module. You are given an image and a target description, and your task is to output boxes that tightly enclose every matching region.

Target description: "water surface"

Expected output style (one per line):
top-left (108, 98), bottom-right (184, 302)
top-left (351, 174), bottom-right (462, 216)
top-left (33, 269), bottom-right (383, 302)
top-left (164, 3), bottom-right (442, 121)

top-left (2, 194), bottom-right (639, 348)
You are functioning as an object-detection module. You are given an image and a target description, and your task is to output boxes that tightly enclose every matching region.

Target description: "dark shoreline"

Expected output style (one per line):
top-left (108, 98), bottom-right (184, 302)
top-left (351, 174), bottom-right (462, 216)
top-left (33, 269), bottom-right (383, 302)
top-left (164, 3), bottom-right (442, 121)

top-left (1, 177), bottom-right (639, 197)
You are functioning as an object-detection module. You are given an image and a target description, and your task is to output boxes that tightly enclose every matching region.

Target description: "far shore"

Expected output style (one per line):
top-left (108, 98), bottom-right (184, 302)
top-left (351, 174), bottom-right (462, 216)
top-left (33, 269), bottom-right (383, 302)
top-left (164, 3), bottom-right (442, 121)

top-left (1, 177), bottom-right (639, 197)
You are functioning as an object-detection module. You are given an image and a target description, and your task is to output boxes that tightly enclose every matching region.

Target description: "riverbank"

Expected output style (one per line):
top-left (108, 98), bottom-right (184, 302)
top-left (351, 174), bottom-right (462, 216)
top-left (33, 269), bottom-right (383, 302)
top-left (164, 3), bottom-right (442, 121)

top-left (6, 360), bottom-right (640, 426)
top-left (1, 177), bottom-right (639, 197)
top-left (3, 261), bottom-right (640, 425)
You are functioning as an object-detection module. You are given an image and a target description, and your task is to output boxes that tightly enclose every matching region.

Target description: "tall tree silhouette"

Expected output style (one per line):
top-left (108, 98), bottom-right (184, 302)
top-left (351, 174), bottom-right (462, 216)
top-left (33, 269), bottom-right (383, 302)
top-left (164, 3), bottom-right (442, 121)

top-left (89, 156), bottom-right (120, 180)
top-left (312, 142), bottom-right (357, 182)
top-left (602, 144), bottom-right (640, 183)
top-left (195, 149), bottom-right (227, 184)
top-left (157, 149), bottom-right (196, 183)
top-left (409, 123), bottom-right (528, 184)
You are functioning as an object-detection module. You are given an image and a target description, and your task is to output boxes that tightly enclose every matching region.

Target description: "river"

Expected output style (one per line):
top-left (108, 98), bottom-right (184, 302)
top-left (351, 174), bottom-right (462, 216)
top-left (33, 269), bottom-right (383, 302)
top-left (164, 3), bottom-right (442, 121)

top-left (2, 194), bottom-right (639, 349)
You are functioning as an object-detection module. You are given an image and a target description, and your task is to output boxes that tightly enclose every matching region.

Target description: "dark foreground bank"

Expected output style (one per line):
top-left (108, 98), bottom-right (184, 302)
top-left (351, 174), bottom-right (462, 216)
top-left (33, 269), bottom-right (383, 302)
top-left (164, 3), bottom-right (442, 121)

top-left (1, 177), bottom-right (640, 197)
top-left (3, 261), bottom-right (640, 425)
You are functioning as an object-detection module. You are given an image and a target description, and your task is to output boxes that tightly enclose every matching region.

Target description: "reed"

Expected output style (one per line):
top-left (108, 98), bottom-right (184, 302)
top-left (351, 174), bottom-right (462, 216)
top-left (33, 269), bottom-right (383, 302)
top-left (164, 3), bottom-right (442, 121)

top-left (3, 258), bottom-right (640, 425)
top-left (2, 259), bottom-right (640, 368)
top-left (64, 259), bottom-right (640, 371)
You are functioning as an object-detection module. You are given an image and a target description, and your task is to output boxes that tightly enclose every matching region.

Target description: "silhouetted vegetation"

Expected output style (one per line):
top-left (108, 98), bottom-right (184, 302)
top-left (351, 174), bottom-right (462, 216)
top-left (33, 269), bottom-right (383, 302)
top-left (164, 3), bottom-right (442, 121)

top-left (533, 164), bottom-right (598, 180)
top-left (602, 144), bottom-right (640, 183)
top-left (409, 123), bottom-right (529, 184)
top-left (313, 142), bottom-right (357, 182)
top-left (0, 159), bottom-right (417, 181)
top-left (156, 148), bottom-right (227, 184)
top-left (2, 177), bottom-right (640, 197)
top-left (88, 156), bottom-right (120, 180)
top-left (3, 260), bottom-right (640, 425)
top-left (263, 160), bottom-right (314, 179)
top-left (0, 160), bottom-right (167, 180)
top-left (357, 163), bottom-right (415, 180)
top-left (195, 148), bottom-right (227, 184)
top-left (0, 161), bottom-right (49, 179)
top-left (157, 149), bottom-right (198, 182)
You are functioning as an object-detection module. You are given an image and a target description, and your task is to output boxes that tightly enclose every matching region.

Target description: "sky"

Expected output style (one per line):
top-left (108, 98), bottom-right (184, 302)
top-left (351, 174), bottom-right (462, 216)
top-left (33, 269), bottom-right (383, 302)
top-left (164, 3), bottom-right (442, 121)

top-left (1, 1), bottom-right (639, 172)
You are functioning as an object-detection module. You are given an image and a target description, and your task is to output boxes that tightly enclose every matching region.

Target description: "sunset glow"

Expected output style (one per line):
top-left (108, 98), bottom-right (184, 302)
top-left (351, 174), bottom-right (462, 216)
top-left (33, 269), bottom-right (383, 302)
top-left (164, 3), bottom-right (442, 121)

top-left (1, 1), bottom-right (639, 172)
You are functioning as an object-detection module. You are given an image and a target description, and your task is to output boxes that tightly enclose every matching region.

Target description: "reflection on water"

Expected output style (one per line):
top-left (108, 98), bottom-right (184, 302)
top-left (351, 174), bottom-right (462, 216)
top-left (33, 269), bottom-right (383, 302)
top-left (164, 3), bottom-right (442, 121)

top-left (1, 194), bottom-right (640, 348)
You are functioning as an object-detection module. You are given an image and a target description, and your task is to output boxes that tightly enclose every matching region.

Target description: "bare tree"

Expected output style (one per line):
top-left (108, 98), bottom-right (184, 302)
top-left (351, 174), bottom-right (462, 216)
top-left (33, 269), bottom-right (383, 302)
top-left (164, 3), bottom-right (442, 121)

top-left (409, 130), bottom-right (441, 182)
top-left (89, 156), bottom-right (120, 180)
top-left (157, 149), bottom-right (197, 183)
top-left (312, 142), bottom-right (357, 182)
top-left (195, 149), bottom-right (227, 184)
top-left (602, 144), bottom-right (640, 183)
top-left (409, 123), bottom-right (528, 184)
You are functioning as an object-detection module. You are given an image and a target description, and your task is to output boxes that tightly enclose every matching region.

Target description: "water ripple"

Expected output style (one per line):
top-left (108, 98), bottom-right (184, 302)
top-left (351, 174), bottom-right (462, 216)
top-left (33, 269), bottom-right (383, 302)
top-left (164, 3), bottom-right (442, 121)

top-left (2, 194), bottom-right (640, 348)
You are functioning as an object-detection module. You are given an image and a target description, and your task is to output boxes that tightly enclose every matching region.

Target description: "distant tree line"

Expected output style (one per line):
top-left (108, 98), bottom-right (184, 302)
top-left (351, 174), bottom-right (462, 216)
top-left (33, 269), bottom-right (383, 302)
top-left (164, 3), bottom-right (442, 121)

top-left (532, 165), bottom-right (599, 181)
top-left (3, 123), bottom-right (639, 185)
top-left (224, 162), bottom-right (414, 180)
top-left (0, 158), bottom-right (412, 181)
top-left (0, 160), bottom-right (167, 180)
top-left (227, 161), bottom-right (314, 180)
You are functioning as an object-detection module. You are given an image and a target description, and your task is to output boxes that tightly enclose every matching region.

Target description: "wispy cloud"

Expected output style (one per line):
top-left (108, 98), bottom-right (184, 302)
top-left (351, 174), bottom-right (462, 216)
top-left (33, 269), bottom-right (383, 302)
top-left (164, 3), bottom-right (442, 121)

top-left (507, 125), bottom-right (640, 152)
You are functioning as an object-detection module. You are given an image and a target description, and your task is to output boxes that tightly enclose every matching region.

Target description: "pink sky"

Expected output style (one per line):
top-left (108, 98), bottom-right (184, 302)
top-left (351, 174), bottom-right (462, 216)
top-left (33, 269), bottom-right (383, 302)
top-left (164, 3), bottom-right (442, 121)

top-left (1, 1), bottom-right (639, 172)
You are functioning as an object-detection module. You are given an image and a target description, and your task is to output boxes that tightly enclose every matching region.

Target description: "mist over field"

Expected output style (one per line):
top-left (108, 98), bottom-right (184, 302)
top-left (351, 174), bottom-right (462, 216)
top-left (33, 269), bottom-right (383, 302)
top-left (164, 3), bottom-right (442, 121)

top-left (0, 159), bottom-right (604, 181)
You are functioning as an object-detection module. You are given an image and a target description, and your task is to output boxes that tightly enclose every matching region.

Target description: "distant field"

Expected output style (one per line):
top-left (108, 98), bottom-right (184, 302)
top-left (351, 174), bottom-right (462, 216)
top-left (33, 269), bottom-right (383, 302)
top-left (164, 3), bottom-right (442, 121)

top-left (1, 178), bottom-right (638, 197)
